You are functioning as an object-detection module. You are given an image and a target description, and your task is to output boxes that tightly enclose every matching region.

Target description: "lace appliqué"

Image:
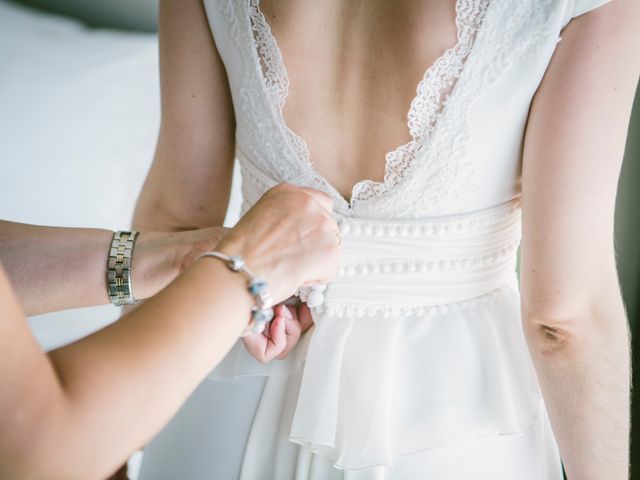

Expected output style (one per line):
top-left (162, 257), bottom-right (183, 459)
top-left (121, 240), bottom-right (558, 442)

top-left (213, 0), bottom-right (558, 218)
top-left (352, 0), bottom-right (490, 203)
top-left (247, 1), bottom-right (310, 174)
top-left (369, 0), bottom-right (557, 218)
top-left (211, 0), bottom-right (315, 190)
top-left (247, 0), bottom-right (489, 207)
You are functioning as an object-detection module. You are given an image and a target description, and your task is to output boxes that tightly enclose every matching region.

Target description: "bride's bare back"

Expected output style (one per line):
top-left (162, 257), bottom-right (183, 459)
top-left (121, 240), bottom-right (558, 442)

top-left (257, 0), bottom-right (457, 200)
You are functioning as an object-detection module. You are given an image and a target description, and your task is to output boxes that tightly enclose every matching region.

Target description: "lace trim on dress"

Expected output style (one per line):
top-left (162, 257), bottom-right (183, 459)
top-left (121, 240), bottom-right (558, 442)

top-left (352, 0), bottom-right (490, 203)
top-left (247, 2), bottom-right (311, 169)
top-left (212, 0), bottom-right (559, 218)
top-left (248, 0), bottom-right (490, 207)
top-left (366, 0), bottom-right (557, 218)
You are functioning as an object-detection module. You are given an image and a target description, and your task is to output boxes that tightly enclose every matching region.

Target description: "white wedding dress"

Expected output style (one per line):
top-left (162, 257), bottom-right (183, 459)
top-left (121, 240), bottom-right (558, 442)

top-left (138, 0), bottom-right (612, 479)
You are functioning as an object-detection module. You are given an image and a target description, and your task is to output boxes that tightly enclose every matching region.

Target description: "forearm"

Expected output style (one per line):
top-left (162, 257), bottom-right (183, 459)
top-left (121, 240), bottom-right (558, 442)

top-left (7, 257), bottom-right (251, 480)
top-left (131, 153), bottom-right (232, 234)
top-left (523, 292), bottom-right (630, 479)
top-left (0, 221), bottom-right (114, 315)
top-left (0, 221), bottom-right (184, 316)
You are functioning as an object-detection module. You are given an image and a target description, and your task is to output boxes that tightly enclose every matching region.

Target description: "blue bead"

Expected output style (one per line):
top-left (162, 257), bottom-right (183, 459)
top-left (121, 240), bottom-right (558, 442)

top-left (248, 278), bottom-right (268, 295)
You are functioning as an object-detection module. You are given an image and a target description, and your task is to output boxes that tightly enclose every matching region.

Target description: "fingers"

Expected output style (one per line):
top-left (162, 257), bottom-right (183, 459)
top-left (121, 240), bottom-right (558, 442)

top-left (242, 306), bottom-right (287, 363)
top-left (242, 304), bottom-right (312, 363)
top-left (275, 306), bottom-right (301, 360)
top-left (265, 309), bottom-right (287, 358)
top-left (297, 303), bottom-right (315, 333)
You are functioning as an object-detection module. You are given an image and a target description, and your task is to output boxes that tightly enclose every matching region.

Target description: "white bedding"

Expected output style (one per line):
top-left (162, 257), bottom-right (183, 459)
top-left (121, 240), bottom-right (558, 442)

top-left (0, 0), bottom-right (242, 350)
top-left (0, 0), bottom-right (161, 349)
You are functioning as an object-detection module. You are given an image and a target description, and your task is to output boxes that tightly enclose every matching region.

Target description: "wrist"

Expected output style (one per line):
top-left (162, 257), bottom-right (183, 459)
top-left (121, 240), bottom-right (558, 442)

top-left (214, 237), bottom-right (266, 284)
top-left (215, 236), bottom-right (295, 304)
top-left (130, 232), bottom-right (184, 300)
top-left (196, 250), bottom-right (275, 335)
top-left (132, 227), bottom-right (229, 300)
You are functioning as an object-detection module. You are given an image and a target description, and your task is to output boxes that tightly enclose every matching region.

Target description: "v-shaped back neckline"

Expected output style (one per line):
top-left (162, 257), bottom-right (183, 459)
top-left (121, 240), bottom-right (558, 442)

top-left (247, 0), bottom-right (490, 210)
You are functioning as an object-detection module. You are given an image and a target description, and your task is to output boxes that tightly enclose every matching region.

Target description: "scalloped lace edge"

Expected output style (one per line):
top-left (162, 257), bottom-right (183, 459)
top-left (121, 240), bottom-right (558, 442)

top-left (248, 0), bottom-right (490, 206)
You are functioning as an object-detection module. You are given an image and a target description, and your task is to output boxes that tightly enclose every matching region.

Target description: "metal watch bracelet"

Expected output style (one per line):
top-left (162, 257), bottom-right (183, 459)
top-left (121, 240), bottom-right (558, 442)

top-left (107, 230), bottom-right (139, 306)
top-left (196, 251), bottom-right (274, 336)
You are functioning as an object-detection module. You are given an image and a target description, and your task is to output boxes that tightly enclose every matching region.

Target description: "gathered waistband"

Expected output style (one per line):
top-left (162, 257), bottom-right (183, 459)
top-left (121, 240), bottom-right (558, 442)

top-left (238, 155), bottom-right (521, 314)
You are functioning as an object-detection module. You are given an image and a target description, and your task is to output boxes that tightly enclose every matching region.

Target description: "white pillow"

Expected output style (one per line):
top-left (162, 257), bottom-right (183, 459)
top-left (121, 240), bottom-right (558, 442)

top-left (0, 0), bottom-right (160, 349)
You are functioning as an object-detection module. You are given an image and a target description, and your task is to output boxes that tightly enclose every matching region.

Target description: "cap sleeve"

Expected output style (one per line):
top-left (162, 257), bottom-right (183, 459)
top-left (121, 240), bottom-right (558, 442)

top-left (561, 0), bottom-right (613, 29)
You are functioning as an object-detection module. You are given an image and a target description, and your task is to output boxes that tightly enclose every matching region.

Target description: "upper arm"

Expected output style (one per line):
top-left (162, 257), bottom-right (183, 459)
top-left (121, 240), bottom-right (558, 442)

top-left (135, 0), bottom-right (236, 231)
top-left (520, 0), bottom-right (640, 323)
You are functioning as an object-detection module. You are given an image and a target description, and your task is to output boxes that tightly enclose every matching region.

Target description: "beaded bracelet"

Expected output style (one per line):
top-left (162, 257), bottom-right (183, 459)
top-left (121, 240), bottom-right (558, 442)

top-left (196, 251), bottom-right (274, 336)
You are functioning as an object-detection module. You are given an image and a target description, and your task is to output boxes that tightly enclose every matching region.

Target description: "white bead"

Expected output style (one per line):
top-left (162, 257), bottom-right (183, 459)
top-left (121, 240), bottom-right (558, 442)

top-left (311, 284), bottom-right (327, 292)
top-left (306, 290), bottom-right (325, 308)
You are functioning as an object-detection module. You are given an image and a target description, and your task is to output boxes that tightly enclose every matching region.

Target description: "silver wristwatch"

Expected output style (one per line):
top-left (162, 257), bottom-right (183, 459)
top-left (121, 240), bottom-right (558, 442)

top-left (107, 230), bottom-right (139, 306)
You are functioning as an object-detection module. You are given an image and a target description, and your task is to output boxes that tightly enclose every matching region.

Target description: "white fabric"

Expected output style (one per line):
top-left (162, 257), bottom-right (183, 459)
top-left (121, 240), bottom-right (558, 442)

top-left (140, 0), bottom-right (611, 478)
top-left (565, 0), bottom-right (613, 27)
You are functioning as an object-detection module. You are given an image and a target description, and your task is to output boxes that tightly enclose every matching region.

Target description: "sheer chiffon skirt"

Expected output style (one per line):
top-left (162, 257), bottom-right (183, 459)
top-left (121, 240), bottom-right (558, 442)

top-left (210, 282), bottom-right (564, 480)
top-left (240, 371), bottom-right (562, 480)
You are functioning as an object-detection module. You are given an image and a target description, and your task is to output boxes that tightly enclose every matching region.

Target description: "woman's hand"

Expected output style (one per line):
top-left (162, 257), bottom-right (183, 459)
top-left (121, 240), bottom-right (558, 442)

top-left (215, 183), bottom-right (339, 363)
top-left (216, 183), bottom-right (340, 304)
top-left (242, 303), bottom-right (315, 363)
